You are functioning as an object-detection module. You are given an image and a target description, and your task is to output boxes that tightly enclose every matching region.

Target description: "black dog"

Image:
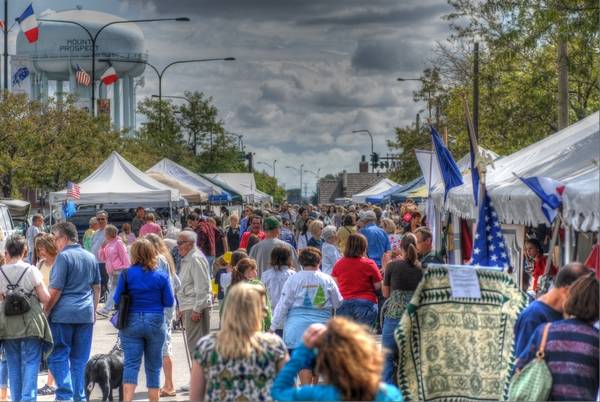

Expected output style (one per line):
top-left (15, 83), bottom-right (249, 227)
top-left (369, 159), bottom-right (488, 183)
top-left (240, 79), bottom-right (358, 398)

top-left (85, 343), bottom-right (124, 401)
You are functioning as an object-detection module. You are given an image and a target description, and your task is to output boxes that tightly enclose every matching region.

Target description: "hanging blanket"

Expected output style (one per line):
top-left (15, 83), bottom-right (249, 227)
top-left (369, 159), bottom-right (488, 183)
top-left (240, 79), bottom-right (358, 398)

top-left (395, 266), bottom-right (527, 401)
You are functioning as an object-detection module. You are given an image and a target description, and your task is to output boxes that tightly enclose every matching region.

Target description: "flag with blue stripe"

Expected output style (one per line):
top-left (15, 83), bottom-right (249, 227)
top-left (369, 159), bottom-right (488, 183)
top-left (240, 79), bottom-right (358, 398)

top-left (430, 126), bottom-right (463, 201)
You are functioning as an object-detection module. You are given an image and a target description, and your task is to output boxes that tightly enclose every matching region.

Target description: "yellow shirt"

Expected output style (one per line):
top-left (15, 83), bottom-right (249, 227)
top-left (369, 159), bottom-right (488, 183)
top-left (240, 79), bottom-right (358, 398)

top-left (336, 225), bottom-right (356, 252)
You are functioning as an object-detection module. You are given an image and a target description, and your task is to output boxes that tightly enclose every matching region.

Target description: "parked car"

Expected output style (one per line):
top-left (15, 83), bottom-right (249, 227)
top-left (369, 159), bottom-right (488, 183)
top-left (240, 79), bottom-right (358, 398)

top-left (0, 199), bottom-right (31, 235)
top-left (0, 202), bottom-right (16, 253)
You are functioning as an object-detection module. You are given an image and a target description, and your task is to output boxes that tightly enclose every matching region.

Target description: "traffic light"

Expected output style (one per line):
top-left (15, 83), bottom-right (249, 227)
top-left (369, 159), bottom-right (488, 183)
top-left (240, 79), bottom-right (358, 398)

top-left (370, 152), bottom-right (379, 165)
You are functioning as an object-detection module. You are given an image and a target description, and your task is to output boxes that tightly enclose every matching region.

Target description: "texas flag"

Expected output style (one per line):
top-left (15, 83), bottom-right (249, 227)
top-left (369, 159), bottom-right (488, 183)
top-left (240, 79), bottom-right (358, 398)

top-left (100, 66), bottom-right (118, 85)
top-left (517, 175), bottom-right (565, 224)
top-left (16, 4), bottom-right (38, 43)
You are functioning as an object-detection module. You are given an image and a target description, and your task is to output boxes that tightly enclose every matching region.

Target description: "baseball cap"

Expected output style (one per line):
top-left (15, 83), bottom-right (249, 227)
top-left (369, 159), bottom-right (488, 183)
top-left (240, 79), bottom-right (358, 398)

top-left (264, 216), bottom-right (281, 230)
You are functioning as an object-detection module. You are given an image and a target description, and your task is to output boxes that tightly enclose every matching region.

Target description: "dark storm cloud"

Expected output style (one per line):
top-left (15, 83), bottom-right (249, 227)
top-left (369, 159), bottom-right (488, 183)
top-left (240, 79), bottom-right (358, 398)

top-left (351, 36), bottom-right (427, 73)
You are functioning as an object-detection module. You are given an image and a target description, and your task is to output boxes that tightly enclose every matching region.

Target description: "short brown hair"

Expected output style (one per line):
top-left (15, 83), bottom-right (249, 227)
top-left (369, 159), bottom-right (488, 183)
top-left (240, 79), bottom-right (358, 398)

top-left (563, 273), bottom-right (598, 323)
top-left (231, 258), bottom-right (257, 285)
top-left (130, 238), bottom-right (158, 270)
top-left (344, 233), bottom-right (367, 258)
top-left (415, 226), bottom-right (432, 242)
top-left (35, 233), bottom-right (58, 258)
top-left (299, 247), bottom-right (321, 267)
top-left (104, 224), bottom-right (118, 239)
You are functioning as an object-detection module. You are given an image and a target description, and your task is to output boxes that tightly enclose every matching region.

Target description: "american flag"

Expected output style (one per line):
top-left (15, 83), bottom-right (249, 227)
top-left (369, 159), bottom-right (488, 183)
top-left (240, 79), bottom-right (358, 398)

top-left (67, 181), bottom-right (80, 200)
top-left (471, 190), bottom-right (510, 270)
top-left (75, 65), bottom-right (91, 87)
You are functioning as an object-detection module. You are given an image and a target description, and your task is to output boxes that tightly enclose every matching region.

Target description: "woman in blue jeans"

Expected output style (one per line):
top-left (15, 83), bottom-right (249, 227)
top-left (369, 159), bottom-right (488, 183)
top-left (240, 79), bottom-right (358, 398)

top-left (332, 233), bottom-right (383, 328)
top-left (114, 238), bottom-right (174, 402)
top-left (0, 235), bottom-right (51, 402)
top-left (381, 233), bottom-right (422, 385)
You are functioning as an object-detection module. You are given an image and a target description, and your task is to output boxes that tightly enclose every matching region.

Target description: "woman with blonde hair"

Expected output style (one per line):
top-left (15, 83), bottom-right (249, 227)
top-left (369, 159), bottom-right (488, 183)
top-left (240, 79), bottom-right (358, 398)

top-left (381, 218), bottom-right (402, 258)
top-left (271, 317), bottom-right (402, 401)
top-left (190, 282), bottom-right (288, 402)
top-left (113, 238), bottom-right (174, 402)
top-left (230, 258), bottom-right (272, 330)
top-left (307, 220), bottom-right (324, 250)
top-left (144, 233), bottom-right (180, 398)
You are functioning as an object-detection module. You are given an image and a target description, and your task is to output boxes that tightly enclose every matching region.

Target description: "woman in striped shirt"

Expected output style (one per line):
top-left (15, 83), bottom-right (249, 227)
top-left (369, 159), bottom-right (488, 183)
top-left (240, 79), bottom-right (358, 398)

top-left (515, 273), bottom-right (599, 401)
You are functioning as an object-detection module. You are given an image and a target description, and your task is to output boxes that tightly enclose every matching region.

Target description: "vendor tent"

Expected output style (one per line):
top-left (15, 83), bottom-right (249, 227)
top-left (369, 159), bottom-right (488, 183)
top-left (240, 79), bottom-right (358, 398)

top-left (203, 173), bottom-right (272, 203)
top-left (49, 151), bottom-right (183, 205)
top-left (352, 178), bottom-right (398, 204)
top-left (146, 159), bottom-right (234, 203)
top-left (432, 112), bottom-right (600, 231)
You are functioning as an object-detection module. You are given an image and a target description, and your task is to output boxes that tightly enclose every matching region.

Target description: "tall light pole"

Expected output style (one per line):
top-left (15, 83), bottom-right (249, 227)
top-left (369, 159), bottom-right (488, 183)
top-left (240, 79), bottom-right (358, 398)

top-left (304, 168), bottom-right (320, 203)
top-left (285, 164), bottom-right (304, 199)
top-left (352, 129), bottom-right (376, 172)
top-left (397, 77), bottom-right (432, 119)
top-left (102, 57), bottom-right (235, 130)
top-left (257, 160), bottom-right (277, 178)
top-left (39, 17), bottom-right (190, 115)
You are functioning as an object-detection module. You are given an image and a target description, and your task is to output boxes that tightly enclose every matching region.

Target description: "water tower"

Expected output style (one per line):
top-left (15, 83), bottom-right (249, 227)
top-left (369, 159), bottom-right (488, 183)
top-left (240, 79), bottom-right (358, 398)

top-left (12, 9), bottom-right (147, 131)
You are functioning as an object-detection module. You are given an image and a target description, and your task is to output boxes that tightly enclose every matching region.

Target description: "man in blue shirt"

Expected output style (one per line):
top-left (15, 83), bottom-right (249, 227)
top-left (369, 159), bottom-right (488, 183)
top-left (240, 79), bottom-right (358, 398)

top-left (45, 222), bottom-right (101, 401)
top-left (359, 210), bottom-right (390, 268)
top-left (513, 262), bottom-right (590, 356)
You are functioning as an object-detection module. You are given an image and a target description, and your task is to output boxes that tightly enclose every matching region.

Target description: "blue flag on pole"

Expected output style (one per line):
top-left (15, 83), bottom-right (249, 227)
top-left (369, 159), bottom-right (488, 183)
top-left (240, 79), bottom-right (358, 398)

top-left (12, 66), bottom-right (29, 87)
top-left (430, 126), bottom-right (463, 201)
top-left (471, 190), bottom-right (510, 270)
top-left (516, 175), bottom-right (565, 224)
top-left (467, 120), bottom-right (480, 206)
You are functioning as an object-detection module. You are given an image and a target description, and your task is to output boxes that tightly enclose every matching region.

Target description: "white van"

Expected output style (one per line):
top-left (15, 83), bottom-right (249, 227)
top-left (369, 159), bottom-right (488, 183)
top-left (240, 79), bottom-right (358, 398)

top-left (0, 203), bottom-right (16, 253)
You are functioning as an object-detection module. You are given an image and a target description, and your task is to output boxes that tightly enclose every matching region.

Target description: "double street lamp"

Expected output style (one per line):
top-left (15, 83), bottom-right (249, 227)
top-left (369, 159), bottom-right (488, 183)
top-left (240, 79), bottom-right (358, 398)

top-left (101, 57), bottom-right (235, 130)
top-left (38, 16), bottom-right (190, 115)
top-left (352, 129), bottom-right (376, 172)
top-left (285, 164), bottom-right (304, 198)
top-left (304, 168), bottom-right (320, 202)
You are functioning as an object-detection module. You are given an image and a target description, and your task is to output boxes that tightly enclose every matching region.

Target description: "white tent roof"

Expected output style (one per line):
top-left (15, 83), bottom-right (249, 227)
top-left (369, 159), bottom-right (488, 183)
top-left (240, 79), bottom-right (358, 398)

top-left (204, 173), bottom-right (273, 203)
top-left (49, 151), bottom-right (182, 205)
top-left (432, 112), bottom-right (600, 231)
top-left (352, 178), bottom-right (398, 203)
top-left (146, 158), bottom-right (226, 197)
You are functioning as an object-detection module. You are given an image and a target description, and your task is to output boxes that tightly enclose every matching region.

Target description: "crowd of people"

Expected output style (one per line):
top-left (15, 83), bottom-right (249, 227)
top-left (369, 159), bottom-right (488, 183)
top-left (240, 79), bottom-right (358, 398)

top-left (0, 201), bottom-right (597, 401)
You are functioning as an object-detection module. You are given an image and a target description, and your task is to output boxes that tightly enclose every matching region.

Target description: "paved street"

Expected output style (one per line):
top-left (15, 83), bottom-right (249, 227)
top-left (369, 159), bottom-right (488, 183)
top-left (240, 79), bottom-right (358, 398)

top-left (37, 306), bottom-right (221, 402)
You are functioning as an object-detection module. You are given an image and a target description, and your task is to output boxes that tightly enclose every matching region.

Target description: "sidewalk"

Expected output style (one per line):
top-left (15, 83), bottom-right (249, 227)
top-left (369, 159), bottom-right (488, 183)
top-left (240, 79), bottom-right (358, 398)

top-left (36, 307), bottom-right (221, 401)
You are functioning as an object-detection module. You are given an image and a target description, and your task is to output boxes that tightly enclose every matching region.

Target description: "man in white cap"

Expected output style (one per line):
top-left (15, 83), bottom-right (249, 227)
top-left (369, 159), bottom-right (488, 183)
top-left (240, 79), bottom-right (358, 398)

top-left (359, 210), bottom-right (390, 269)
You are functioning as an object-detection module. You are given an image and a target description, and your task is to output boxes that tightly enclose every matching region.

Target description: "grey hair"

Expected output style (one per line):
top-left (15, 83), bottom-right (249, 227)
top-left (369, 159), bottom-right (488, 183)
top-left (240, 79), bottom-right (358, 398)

top-left (89, 217), bottom-right (98, 225)
top-left (322, 225), bottom-right (338, 242)
top-left (178, 230), bottom-right (197, 243)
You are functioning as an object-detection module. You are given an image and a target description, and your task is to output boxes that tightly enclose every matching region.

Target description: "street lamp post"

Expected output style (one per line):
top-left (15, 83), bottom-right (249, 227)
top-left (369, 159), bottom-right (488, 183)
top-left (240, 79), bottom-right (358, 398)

top-left (102, 57), bottom-right (235, 130)
top-left (39, 17), bottom-right (189, 115)
top-left (285, 164), bottom-right (304, 199)
top-left (304, 168), bottom-right (320, 203)
top-left (397, 77), bottom-right (432, 119)
top-left (257, 160), bottom-right (277, 178)
top-left (352, 129), bottom-right (375, 172)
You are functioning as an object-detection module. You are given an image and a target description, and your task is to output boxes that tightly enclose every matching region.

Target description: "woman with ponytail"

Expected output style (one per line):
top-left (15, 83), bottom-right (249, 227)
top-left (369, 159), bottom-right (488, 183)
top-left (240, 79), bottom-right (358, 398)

top-left (381, 233), bottom-right (423, 385)
top-left (229, 257), bottom-right (273, 330)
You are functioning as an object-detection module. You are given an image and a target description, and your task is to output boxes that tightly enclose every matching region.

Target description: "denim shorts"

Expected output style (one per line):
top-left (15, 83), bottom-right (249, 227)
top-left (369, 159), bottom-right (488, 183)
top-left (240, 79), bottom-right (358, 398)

top-left (336, 298), bottom-right (378, 328)
top-left (120, 312), bottom-right (166, 388)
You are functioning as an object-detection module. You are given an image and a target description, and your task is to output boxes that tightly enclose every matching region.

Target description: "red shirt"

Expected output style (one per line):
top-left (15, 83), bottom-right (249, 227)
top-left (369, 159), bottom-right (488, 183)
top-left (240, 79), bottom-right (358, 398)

top-left (532, 255), bottom-right (557, 291)
top-left (239, 230), bottom-right (266, 250)
top-left (196, 221), bottom-right (216, 256)
top-left (332, 256), bottom-right (382, 303)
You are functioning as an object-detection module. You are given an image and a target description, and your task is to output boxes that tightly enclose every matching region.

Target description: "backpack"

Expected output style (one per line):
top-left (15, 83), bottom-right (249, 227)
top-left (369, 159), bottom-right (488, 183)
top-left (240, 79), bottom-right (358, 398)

top-left (0, 265), bottom-right (32, 316)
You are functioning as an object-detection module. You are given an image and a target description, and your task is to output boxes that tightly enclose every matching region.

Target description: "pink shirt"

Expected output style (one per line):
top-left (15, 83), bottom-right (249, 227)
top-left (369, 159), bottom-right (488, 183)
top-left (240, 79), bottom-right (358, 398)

top-left (99, 237), bottom-right (131, 275)
top-left (139, 222), bottom-right (162, 237)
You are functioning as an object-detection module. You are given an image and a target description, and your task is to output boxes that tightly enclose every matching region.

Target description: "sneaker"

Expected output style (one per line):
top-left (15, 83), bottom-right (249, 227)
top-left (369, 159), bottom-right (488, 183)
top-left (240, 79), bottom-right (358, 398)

top-left (37, 384), bottom-right (56, 395)
top-left (96, 309), bottom-right (109, 318)
top-left (180, 383), bottom-right (190, 392)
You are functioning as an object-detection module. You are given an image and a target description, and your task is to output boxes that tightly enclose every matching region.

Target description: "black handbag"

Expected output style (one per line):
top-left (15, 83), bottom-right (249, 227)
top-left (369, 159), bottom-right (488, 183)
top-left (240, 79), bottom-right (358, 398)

top-left (110, 270), bottom-right (130, 329)
top-left (1, 266), bottom-right (32, 316)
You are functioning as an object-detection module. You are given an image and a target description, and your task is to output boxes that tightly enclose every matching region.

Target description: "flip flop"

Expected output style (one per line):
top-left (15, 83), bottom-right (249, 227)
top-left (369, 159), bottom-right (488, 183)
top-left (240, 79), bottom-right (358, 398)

top-left (159, 389), bottom-right (177, 397)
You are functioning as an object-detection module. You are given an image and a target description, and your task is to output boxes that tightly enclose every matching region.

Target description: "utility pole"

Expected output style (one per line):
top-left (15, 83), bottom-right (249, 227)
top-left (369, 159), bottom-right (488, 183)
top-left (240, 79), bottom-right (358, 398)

top-left (473, 41), bottom-right (480, 140)
top-left (416, 112), bottom-right (420, 134)
top-left (3, 0), bottom-right (8, 91)
top-left (557, 26), bottom-right (569, 129)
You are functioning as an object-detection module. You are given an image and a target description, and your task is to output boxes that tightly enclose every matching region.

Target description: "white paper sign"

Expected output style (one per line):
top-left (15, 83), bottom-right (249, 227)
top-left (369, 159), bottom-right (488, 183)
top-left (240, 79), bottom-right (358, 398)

top-left (448, 268), bottom-right (482, 299)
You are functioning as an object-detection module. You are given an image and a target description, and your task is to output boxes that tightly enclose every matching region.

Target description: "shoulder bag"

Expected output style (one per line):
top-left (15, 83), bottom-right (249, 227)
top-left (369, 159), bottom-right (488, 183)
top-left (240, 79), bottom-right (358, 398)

top-left (508, 323), bottom-right (553, 401)
top-left (110, 269), bottom-right (130, 329)
top-left (0, 265), bottom-right (32, 316)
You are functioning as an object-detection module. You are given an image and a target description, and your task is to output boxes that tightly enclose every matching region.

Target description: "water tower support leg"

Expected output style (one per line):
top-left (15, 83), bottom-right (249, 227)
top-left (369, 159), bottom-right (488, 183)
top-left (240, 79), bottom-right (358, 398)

top-left (113, 79), bottom-right (121, 130)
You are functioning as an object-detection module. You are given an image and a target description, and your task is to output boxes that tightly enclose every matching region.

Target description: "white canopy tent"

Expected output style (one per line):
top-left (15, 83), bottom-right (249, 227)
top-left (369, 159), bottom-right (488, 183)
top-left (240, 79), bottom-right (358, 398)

top-left (146, 159), bottom-right (225, 197)
top-left (203, 173), bottom-right (273, 203)
top-left (49, 151), bottom-right (183, 206)
top-left (352, 178), bottom-right (398, 204)
top-left (432, 112), bottom-right (600, 232)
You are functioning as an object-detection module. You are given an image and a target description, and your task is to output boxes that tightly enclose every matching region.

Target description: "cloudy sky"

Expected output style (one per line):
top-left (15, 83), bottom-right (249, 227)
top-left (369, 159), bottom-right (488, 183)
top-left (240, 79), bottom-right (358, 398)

top-left (9, 0), bottom-right (453, 193)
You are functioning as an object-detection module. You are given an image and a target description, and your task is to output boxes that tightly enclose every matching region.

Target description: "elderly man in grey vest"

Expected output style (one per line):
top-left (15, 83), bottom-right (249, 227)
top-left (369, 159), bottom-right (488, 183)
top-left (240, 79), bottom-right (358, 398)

top-left (175, 230), bottom-right (212, 365)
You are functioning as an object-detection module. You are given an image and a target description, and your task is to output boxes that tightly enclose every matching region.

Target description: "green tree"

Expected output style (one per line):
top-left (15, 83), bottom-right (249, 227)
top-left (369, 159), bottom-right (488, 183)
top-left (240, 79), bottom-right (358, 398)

top-left (254, 171), bottom-right (286, 204)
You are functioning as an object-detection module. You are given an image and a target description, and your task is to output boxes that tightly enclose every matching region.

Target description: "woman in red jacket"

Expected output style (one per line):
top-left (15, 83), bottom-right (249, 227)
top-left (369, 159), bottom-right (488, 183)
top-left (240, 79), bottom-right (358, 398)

top-left (525, 238), bottom-right (556, 292)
